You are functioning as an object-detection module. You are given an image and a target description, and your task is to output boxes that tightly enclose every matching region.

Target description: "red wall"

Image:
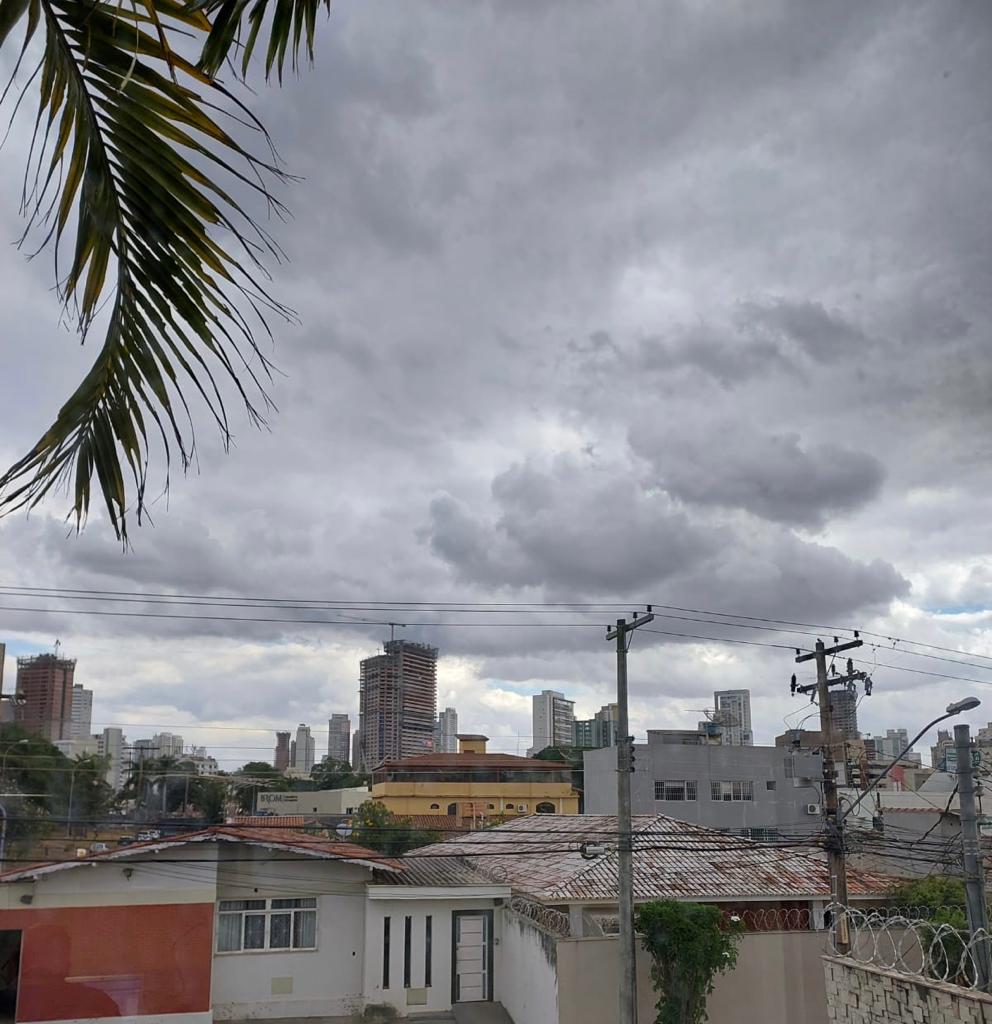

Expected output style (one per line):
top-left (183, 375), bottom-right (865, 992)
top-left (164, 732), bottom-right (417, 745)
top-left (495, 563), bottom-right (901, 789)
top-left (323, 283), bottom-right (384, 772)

top-left (0, 903), bottom-right (213, 1021)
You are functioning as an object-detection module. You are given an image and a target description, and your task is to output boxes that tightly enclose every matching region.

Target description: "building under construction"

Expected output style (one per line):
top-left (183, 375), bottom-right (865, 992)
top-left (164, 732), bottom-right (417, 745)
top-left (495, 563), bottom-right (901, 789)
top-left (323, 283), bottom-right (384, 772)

top-left (358, 640), bottom-right (438, 770)
top-left (14, 653), bottom-right (76, 742)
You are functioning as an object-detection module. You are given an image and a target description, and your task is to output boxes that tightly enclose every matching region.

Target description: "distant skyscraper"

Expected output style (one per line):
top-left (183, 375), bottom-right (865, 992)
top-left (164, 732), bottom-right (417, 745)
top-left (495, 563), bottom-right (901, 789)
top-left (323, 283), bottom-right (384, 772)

top-left (434, 707), bottom-right (459, 753)
top-left (70, 684), bottom-right (93, 740)
top-left (327, 714), bottom-right (351, 764)
top-left (290, 723), bottom-right (315, 773)
top-left (528, 690), bottom-right (575, 756)
top-left (14, 653), bottom-right (76, 741)
top-left (352, 729), bottom-right (363, 773)
top-left (574, 704), bottom-right (620, 749)
top-left (97, 727), bottom-right (125, 791)
top-left (714, 690), bottom-right (753, 746)
top-left (359, 640), bottom-right (438, 767)
top-left (274, 731), bottom-right (291, 771)
top-left (877, 728), bottom-right (910, 759)
top-left (828, 689), bottom-right (859, 741)
top-left (153, 732), bottom-right (184, 758)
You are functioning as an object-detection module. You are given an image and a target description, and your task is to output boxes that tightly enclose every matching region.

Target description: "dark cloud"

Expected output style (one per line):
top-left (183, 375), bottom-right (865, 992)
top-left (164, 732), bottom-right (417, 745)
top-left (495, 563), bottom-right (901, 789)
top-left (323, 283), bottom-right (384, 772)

top-left (1, 0), bottom-right (990, 753)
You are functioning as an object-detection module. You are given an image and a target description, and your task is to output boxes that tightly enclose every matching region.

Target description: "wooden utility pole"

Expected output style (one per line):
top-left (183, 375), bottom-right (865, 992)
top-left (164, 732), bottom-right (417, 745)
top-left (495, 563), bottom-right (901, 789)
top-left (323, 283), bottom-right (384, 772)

top-left (607, 607), bottom-right (654, 1024)
top-left (794, 636), bottom-right (866, 953)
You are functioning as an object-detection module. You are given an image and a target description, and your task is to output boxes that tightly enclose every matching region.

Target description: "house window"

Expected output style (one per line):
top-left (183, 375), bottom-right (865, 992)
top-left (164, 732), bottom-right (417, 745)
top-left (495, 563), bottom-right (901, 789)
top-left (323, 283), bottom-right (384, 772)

top-left (654, 780), bottom-right (697, 801)
top-left (536, 802), bottom-right (556, 814)
top-left (766, 780), bottom-right (776, 791)
top-left (403, 916), bottom-right (412, 988)
top-left (382, 917), bottom-right (390, 988)
top-left (430, 803), bottom-right (440, 810)
top-left (710, 780), bottom-right (754, 802)
top-left (216, 898), bottom-right (317, 952)
top-left (425, 915), bottom-right (432, 988)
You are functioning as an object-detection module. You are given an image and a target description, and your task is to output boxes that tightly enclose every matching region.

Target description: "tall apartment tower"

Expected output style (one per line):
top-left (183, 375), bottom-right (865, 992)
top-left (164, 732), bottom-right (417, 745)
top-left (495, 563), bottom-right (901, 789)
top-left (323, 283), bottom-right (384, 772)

top-left (274, 731), bottom-right (291, 772)
top-left (528, 690), bottom-right (575, 756)
top-left (359, 640), bottom-right (438, 768)
top-left (434, 707), bottom-right (459, 753)
top-left (97, 727), bottom-right (125, 791)
top-left (714, 689), bottom-right (753, 746)
top-left (351, 730), bottom-right (363, 773)
top-left (828, 688), bottom-right (859, 742)
top-left (327, 714), bottom-right (351, 764)
top-left (290, 723), bottom-right (315, 773)
top-left (70, 684), bottom-right (93, 740)
top-left (575, 703), bottom-right (620, 749)
top-left (14, 653), bottom-right (76, 742)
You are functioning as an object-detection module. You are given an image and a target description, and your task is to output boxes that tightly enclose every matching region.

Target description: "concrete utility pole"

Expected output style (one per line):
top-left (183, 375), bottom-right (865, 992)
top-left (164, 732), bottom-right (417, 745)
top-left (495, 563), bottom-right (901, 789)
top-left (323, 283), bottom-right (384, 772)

top-left (607, 607), bottom-right (654, 1024)
top-left (794, 636), bottom-right (867, 953)
top-left (955, 723), bottom-right (992, 991)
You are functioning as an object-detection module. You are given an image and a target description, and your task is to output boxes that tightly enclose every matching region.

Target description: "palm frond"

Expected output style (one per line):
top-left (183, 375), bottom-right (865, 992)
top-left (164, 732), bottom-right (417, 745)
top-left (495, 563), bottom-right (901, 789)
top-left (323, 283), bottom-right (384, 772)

top-left (0, 0), bottom-right (293, 543)
top-left (193, 0), bottom-right (330, 81)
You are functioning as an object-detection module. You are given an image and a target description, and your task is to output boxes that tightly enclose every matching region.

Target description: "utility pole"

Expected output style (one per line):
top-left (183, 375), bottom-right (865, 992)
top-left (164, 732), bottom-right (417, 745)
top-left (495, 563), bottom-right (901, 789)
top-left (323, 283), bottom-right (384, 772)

top-left (794, 636), bottom-right (868, 953)
top-left (955, 723), bottom-right (992, 991)
top-left (607, 606), bottom-right (654, 1024)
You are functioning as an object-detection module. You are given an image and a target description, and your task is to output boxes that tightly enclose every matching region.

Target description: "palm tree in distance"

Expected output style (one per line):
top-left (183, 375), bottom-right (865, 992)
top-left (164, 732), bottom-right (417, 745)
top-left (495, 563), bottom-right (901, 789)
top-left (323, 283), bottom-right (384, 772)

top-left (0, 0), bottom-right (330, 542)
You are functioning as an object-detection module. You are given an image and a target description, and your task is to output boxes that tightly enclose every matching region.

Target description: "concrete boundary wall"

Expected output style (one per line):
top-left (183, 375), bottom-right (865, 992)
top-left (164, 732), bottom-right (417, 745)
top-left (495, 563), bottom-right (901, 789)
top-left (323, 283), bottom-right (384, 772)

top-left (823, 954), bottom-right (992, 1023)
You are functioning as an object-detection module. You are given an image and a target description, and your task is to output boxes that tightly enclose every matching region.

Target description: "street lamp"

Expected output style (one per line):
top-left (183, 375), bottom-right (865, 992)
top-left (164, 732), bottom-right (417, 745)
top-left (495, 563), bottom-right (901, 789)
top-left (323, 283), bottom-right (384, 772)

top-left (842, 696), bottom-right (981, 823)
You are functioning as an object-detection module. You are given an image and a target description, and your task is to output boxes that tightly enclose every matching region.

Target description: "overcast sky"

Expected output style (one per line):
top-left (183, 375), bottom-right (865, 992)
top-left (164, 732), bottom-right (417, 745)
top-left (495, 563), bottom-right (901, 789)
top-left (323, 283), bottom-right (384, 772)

top-left (1, 1), bottom-right (991, 767)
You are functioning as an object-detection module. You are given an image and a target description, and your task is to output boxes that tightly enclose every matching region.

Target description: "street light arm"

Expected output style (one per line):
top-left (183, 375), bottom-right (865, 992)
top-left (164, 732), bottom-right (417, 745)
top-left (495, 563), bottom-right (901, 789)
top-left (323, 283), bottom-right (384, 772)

top-left (841, 712), bottom-right (953, 823)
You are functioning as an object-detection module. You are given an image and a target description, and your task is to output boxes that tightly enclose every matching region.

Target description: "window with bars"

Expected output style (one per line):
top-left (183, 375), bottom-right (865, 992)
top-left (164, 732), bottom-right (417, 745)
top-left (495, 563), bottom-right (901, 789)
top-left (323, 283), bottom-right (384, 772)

top-left (216, 897), bottom-right (318, 952)
top-left (709, 780), bottom-right (754, 802)
top-left (654, 780), bottom-right (697, 801)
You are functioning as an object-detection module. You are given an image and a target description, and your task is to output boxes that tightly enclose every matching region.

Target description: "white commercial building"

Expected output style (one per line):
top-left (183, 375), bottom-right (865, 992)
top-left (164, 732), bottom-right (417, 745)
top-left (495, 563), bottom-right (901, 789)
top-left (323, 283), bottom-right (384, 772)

top-left (434, 707), bottom-right (458, 753)
top-left (70, 684), bottom-right (93, 740)
top-left (97, 726), bottom-right (126, 791)
top-left (528, 690), bottom-right (574, 756)
top-left (291, 723), bottom-right (316, 773)
top-left (714, 689), bottom-right (753, 746)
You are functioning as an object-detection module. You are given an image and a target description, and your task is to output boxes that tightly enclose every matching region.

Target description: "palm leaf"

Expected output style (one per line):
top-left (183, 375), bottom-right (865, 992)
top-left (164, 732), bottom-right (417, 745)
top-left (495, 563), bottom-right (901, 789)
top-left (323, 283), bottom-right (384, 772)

top-left (0, 0), bottom-right (293, 543)
top-left (193, 0), bottom-right (331, 80)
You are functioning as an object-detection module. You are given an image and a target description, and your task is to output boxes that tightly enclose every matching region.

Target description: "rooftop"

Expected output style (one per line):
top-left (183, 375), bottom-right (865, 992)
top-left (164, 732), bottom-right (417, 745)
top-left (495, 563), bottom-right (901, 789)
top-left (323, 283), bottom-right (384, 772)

top-left (0, 825), bottom-right (402, 883)
top-left (401, 814), bottom-right (894, 904)
top-left (373, 752), bottom-right (569, 771)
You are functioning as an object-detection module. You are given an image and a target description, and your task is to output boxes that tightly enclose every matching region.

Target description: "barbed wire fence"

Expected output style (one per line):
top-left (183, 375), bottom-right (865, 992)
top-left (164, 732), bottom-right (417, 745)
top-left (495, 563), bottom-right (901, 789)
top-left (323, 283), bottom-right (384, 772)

top-left (825, 902), bottom-right (992, 991)
top-left (507, 895), bottom-right (570, 937)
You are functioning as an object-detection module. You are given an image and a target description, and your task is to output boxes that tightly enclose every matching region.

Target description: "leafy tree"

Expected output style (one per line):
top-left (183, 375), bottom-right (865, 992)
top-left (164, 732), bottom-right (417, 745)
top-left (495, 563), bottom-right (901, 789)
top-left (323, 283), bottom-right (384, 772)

top-left (310, 758), bottom-right (366, 791)
top-left (232, 760), bottom-right (289, 813)
top-left (890, 876), bottom-right (967, 927)
top-left (189, 775), bottom-right (228, 823)
top-left (0, 0), bottom-right (331, 541)
top-left (350, 801), bottom-right (438, 857)
top-left (635, 900), bottom-right (743, 1024)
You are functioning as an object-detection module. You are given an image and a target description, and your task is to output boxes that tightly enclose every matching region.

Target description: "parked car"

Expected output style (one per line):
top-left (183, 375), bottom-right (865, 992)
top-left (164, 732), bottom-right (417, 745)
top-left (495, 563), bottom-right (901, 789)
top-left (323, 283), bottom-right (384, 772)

top-left (135, 829), bottom-right (162, 842)
top-left (89, 842), bottom-right (109, 854)
top-left (116, 836), bottom-right (135, 846)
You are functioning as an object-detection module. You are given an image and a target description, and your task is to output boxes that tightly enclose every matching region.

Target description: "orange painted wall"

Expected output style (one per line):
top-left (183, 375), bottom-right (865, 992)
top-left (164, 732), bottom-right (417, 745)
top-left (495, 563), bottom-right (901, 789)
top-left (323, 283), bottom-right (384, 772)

top-left (0, 903), bottom-right (213, 1021)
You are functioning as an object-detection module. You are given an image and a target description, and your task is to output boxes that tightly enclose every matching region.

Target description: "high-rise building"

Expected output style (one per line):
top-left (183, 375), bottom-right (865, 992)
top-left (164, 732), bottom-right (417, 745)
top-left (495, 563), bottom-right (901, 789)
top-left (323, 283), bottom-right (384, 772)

top-left (714, 690), bottom-right (753, 746)
top-left (359, 640), bottom-right (438, 767)
top-left (97, 727), bottom-right (125, 791)
top-left (274, 731), bottom-right (291, 771)
top-left (153, 732), bottom-right (184, 758)
top-left (70, 684), bottom-right (93, 740)
top-left (528, 690), bottom-right (575, 756)
top-left (876, 728), bottom-right (910, 760)
top-left (290, 723), bottom-right (315, 773)
top-left (327, 714), bottom-right (351, 764)
top-left (14, 653), bottom-right (76, 742)
top-left (575, 703), bottom-right (620, 749)
top-left (351, 729), bottom-right (363, 773)
top-left (828, 688), bottom-right (859, 741)
top-left (434, 707), bottom-right (459, 753)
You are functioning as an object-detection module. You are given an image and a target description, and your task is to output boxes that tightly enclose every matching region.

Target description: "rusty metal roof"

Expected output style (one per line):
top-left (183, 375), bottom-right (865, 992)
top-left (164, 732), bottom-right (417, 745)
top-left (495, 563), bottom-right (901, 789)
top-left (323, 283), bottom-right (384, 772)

top-left (402, 814), bottom-right (893, 904)
top-left (227, 815), bottom-right (313, 828)
top-left (0, 825), bottom-right (402, 883)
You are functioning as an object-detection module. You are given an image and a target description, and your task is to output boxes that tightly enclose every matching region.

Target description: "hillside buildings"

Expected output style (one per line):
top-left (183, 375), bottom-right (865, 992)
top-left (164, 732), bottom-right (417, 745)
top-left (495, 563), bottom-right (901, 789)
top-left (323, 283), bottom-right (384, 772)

top-left (359, 640), bottom-right (438, 767)
top-left (327, 714), bottom-right (351, 764)
top-left (528, 689), bottom-right (575, 755)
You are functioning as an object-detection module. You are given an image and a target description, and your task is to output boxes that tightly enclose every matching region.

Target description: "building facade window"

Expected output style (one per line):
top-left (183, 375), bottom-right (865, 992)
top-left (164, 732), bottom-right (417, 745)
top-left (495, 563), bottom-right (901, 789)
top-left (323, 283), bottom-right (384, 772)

top-left (217, 898), bottom-right (317, 952)
top-left (403, 916), bottom-right (412, 988)
top-left (382, 917), bottom-right (390, 988)
top-left (766, 780), bottom-right (776, 791)
top-left (710, 780), bottom-right (754, 802)
top-left (430, 803), bottom-right (440, 809)
top-left (783, 756), bottom-right (795, 779)
top-left (536, 802), bottom-right (556, 813)
top-left (425, 915), bottom-right (432, 987)
top-left (654, 780), bottom-right (698, 801)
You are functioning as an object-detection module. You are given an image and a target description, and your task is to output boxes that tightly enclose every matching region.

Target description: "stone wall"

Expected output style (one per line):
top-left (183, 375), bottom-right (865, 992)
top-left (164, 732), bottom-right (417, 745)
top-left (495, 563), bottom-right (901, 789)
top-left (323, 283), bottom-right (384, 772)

top-left (823, 954), bottom-right (992, 1023)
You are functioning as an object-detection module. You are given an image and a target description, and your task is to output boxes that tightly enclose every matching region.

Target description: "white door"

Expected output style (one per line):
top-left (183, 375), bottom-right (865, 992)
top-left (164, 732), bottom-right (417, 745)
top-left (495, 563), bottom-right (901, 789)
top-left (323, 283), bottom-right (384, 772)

top-left (454, 913), bottom-right (490, 1002)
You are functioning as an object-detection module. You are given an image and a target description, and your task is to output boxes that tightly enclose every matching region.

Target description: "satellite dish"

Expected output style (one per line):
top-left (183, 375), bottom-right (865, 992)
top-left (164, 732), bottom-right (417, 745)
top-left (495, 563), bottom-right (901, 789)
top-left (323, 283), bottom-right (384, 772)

top-left (335, 822), bottom-right (353, 838)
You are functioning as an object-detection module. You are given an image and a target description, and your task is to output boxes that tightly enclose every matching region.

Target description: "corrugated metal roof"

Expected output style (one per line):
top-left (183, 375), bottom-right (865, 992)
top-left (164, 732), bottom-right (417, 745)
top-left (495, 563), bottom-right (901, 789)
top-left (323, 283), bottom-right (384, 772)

top-left (0, 825), bottom-right (402, 883)
top-left (402, 814), bottom-right (893, 903)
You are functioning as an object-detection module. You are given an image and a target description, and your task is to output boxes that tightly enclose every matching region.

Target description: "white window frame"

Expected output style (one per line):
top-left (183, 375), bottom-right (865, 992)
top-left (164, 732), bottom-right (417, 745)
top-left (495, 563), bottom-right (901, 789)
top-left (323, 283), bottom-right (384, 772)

top-left (654, 780), bottom-right (698, 802)
top-left (216, 897), bottom-right (319, 954)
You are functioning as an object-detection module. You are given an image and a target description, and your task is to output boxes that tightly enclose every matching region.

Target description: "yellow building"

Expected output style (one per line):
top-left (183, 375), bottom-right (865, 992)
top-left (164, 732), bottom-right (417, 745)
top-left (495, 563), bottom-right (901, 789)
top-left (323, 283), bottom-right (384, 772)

top-left (371, 734), bottom-right (580, 817)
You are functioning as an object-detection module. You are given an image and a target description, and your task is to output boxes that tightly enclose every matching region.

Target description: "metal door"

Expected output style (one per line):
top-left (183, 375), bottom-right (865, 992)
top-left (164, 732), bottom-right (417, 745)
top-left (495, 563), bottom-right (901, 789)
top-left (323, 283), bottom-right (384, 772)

top-left (452, 911), bottom-right (491, 1003)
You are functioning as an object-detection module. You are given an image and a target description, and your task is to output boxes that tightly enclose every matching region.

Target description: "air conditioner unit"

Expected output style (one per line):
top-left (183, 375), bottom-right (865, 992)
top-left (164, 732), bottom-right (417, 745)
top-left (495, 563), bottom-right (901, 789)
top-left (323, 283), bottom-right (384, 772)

top-left (805, 803), bottom-right (822, 815)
